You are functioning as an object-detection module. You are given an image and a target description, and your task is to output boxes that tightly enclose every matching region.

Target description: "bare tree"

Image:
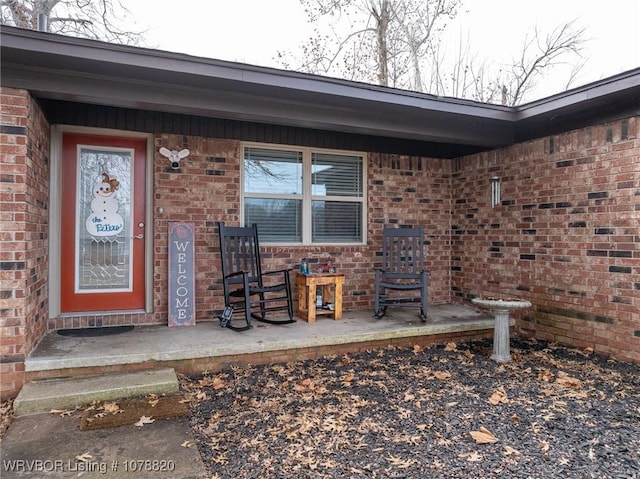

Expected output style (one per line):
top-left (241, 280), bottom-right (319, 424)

top-left (0, 0), bottom-right (143, 44)
top-left (437, 20), bottom-right (586, 105)
top-left (430, 33), bottom-right (508, 104)
top-left (280, 1), bottom-right (586, 105)
top-left (277, 0), bottom-right (462, 90)
top-left (504, 21), bottom-right (586, 105)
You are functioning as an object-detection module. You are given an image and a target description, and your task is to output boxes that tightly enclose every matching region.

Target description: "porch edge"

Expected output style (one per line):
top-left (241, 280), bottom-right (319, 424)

top-left (25, 317), bottom-right (500, 373)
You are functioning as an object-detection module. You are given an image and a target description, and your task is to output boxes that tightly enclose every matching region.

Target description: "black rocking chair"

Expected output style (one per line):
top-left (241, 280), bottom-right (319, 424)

top-left (374, 224), bottom-right (428, 321)
top-left (217, 222), bottom-right (295, 331)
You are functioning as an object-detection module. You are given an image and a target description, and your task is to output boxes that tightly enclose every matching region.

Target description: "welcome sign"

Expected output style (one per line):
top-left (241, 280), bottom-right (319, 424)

top-left (168, 222), bottom-right (195, 327)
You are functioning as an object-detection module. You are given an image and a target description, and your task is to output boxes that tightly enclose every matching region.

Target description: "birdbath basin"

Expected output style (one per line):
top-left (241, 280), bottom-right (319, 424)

top-left (472, 298), bottom-right (532, 363)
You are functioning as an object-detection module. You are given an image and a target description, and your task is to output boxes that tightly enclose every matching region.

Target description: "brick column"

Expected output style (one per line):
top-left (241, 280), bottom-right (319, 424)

top-left (0, 88), bottom-right (50, 399)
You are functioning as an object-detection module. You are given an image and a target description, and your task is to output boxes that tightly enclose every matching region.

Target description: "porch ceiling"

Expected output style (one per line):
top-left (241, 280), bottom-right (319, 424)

top-left (2, 26), bottom-right (639, 157)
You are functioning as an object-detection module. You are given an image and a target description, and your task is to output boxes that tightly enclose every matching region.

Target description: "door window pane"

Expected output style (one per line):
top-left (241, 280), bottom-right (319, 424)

top-left (76, 147), bottom-right (133, 292)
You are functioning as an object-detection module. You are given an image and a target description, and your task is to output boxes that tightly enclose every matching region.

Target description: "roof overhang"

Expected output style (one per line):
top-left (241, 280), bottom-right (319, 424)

top-left (1, 26), bottom-right (639, 156)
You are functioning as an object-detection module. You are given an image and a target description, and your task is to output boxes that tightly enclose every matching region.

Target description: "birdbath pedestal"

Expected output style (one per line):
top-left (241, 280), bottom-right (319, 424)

top-left (471, 298), bottom-right (532, 363)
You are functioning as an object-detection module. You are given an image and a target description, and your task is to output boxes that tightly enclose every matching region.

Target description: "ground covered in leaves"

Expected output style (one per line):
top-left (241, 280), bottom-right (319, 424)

top-left (0, 399), bottom-right (14, 439)
top-left (183, 339), bottom-right (639, 479)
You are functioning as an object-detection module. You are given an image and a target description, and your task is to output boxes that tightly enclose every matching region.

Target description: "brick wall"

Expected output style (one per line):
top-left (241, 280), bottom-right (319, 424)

top-left (451, 117), bottom-right (640, 363)
top-left (150, 137), bottom-right (453, 324)
top-left (0, 88), bottom-right (50, 398)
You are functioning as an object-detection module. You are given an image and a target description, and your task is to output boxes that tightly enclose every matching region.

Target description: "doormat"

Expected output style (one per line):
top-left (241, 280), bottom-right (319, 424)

top-left (80, 393), bottom-right (190, 431)
top-left (57, 325), bottom-right (134, 337)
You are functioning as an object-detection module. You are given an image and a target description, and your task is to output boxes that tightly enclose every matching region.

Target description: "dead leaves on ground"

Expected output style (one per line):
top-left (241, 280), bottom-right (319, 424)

top-left (198, 375), bottom-right (226, 390)
top-left (444, 342), bottom-right (458, 352)
top-left (75, 452), bottom-right (93, 462)
top-left (49, 407), bottom-right (80, 417)
top-left (459, 450), bottom-right (483, 462)
top-left (556, 371), bottom-right (582, 389)
top-left (134, 415), bottom-right (155, 427)
top-left (293, 378), bottom-right (327, 394)
top-left (489, 386), bottom-right (508, 405)
top-left (470, 426), bottom-right (499, 444)
top-left (386, 454), bottom-right (416, 468)
top-left (0, 399), bottom-right (14, 439)
top-left (503, 445), bottom-right (521, 456)
top-left (81, 401), bottom-right (124, 421)
top-left (80, 393), bottom-right (189, 430)
top-left (433, 370), bottom-right (452, 380)
top-left (183, 342), bottom-right (640, 479)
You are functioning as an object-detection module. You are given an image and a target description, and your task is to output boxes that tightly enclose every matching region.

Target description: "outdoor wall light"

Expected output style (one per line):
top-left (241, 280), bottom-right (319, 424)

top-left (490, 176), bottom-right (501, 208)
top-left (159, 147), bottom-right (190, 170)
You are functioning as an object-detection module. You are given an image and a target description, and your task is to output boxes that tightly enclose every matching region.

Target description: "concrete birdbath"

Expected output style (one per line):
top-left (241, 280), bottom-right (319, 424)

top-left (471, 297), bottom-right (532, 363)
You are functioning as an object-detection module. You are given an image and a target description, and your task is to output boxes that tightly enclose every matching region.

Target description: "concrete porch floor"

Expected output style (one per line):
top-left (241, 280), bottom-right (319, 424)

top-left (26, 303), bottom-right (496, 374)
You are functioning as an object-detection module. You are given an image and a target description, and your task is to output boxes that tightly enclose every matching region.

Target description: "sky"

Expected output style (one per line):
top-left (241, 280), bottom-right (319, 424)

top-left (128, 0), bottom-right (640, 102)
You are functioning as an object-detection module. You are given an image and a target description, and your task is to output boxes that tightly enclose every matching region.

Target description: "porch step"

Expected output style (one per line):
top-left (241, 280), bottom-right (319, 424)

top-left (14, 368), bottom-right (179, 416)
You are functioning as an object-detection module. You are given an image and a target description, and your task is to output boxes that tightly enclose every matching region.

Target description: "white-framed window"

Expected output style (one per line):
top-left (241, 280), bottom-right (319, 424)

top-left (242, 143), bottom-right (366, 244)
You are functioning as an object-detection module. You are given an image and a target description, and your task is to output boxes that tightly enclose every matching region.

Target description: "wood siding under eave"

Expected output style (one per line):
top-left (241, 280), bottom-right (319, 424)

top-left (38, 99), bottom-right (488, 159)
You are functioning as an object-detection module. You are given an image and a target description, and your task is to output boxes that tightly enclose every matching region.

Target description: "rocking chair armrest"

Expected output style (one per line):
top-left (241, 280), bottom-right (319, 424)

top-left (224, 270), bottom-right (248, 279)
top-left (263, 268), bottom-right (292, 277)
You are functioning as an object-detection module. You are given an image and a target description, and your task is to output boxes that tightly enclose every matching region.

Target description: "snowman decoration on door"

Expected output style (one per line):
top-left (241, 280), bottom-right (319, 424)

top-left (86, 172), bottom-right (124, 236)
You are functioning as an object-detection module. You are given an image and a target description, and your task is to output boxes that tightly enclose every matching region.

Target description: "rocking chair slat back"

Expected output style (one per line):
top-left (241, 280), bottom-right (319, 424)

top-left (382, 225), bottom-right (425, 278)
top-left (219, 224), bottom-right (262, 285)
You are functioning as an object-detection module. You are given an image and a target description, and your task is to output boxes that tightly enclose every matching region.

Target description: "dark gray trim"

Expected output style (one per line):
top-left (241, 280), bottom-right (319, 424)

top-left (38, 99), bottom-right (488, 158)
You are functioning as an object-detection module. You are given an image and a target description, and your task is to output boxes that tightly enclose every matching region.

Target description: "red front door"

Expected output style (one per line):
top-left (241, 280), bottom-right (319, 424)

top-left (61, 133), bottom-right (147, 312)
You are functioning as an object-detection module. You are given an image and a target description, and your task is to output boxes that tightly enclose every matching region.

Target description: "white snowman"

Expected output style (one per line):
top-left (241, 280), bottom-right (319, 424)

top-left (86, 172), bottom-right (124, 236)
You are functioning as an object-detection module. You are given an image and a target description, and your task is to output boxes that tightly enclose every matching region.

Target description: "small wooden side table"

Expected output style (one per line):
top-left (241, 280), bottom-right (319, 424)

top-left (295, 272), bottom-right (344, 322)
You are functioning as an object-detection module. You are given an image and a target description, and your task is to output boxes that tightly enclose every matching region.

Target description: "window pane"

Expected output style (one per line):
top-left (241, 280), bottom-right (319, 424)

top-left (244, 147), bottom-right (303, 194)
top-left (312, 152), bottom-right (363, 197)
top-left (77, 148), bottom-right (132, 292)
top-left (245, 198), bottom-right (302, 242)
top-left (312, 200), bottom-right (362, 243)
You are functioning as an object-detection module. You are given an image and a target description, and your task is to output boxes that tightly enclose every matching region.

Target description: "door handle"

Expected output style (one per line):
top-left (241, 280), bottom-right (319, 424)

top-left (133, 234), bottom-right (144, 240)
